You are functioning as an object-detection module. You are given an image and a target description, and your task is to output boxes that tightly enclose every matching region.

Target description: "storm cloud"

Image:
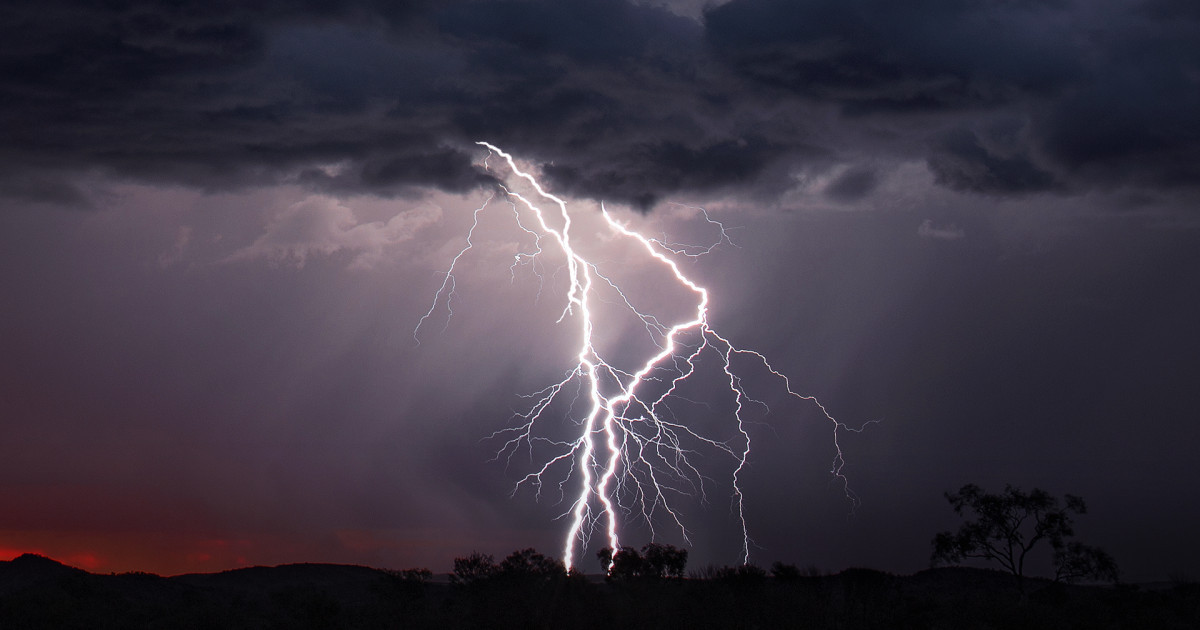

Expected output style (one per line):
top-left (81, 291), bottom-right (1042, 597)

top-left (2, 0), bottom-right (1197, 209)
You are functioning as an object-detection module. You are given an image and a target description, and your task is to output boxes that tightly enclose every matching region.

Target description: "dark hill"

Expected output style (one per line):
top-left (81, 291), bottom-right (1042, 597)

top-left (174, 562), bottom-right (392, 600)
top-left (0, 554), bottom-right (86, 596)
top-left (0, 556), bottom-right (1196, 629)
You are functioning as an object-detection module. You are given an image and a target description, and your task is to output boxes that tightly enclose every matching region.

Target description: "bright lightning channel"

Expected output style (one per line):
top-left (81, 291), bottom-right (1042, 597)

top-left (416, 142), bottom-right (867, 573)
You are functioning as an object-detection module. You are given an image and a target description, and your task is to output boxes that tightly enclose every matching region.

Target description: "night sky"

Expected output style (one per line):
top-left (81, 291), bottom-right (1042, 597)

top-left (2, 0), bottom-right (1198, 581)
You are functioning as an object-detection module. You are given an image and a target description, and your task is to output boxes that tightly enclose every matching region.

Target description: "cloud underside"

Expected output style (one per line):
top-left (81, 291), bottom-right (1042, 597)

top-left (223, 196), bottom-right (441, 268)
top-left (1, 0), bottom-right (1197, 209)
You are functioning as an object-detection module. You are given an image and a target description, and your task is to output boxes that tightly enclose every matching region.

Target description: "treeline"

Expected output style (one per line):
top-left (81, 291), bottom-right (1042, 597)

top-left (390, 549), bottom-right (1194, 630)
top-left (431, 543), bottom-right (819, 586)
top-left (441, 543), bottom-right (690, 585)
top-left (438, 483), bottom-right (1124, 593)
top-left (1, 552), bottom-right (1198, 629)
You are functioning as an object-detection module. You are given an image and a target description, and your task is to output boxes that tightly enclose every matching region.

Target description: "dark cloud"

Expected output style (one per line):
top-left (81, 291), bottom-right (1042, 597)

top-left (1034, 5), bottom-right (1200, 189)
top-left (435, 0), bottom-right (691, 65)
top-left (928, 125), bottom-right (1058, 195)
top-left (704, 0), bottom-right (1083, 111)
top-left (1139, 0), bottom-right (1200, 20)
top-left (705, 0), bottom-right (1200, 197)
top-left (310, 146), bottom-right (498, 194)
top-left (0, 171), bottom-right (94, 207)
top-left (824, 166), bottom-right (879, 202)
top-left (542, 137), bottom-right (793, 211)
top-left (0, 0), bottom-right (469, 196)
top-left (0, 0), bottom-right (1197, 206)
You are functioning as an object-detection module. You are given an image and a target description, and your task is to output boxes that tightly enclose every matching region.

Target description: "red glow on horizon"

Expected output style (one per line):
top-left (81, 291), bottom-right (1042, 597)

top-left (0, 528), bottom-right (477, 576)
top-left (1, 547), bottom-right (47, 561)
top-left (1, 547), bottom-right (101, 571)
top-left (66, 551), bottom-right (103, 571)
top-left (0, 533), bottom-right (262, 576)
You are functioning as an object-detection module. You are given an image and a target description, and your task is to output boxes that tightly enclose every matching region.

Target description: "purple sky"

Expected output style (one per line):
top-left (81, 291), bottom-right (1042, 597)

top-left (1, 0), bottom-right (1198, 580)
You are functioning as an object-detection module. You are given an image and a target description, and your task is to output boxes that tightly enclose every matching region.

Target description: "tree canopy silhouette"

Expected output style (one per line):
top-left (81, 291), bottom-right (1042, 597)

top-left (640, 543), bottom-right (689, 578)
top-left (450, 551), bottom-right (498, 586)
top-left (931, 483), bottom-right (1118, 592)
top-left (597, 543), bottom-right (688, 579)
top-left (497, 548), bottom-right (564, 580)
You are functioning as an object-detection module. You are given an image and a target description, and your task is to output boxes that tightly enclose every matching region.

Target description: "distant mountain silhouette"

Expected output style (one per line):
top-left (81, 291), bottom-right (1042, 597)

top-left (0, 554), bottom-right (87, 595)
top-left (0, 555), bottom-right (409, 629)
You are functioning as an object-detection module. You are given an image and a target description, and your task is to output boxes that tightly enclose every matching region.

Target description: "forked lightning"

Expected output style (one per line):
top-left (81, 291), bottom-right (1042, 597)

top-left (416, 142), bottom-right (865, 572)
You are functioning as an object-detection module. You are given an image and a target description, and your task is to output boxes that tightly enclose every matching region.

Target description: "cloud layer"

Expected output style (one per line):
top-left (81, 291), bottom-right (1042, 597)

top-left (2, 0), bottom-right (1197, 209)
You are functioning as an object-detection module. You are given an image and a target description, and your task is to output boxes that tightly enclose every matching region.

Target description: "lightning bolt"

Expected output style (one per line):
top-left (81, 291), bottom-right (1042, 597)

top-left (417, 142), bottom-right (868, 572)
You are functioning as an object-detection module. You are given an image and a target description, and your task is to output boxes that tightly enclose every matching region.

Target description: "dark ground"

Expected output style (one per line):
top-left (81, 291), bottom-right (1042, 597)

top-left (1, 554), bottom-right (1196, 629)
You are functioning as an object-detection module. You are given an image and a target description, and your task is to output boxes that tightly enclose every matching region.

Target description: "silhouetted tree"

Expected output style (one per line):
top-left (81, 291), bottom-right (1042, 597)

top-left (598, 543), bottom-right (688, 579)
top-left (597, 546), bottom-right (644, 579)
top-left (770, 561), bottom-right (801, 581)
top-left (450, 551), bottom-right (498, 586)
top-left (931, 483), bottom-right (1118, 592)
top-left (498, 548), bottom-right (564, 580)
top-left (641, 543), bottom-right (688, 578)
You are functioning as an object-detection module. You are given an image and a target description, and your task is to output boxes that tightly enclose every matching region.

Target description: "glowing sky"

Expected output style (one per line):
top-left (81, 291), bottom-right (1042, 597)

top-left (1, 0), bottom-right (1198, 580)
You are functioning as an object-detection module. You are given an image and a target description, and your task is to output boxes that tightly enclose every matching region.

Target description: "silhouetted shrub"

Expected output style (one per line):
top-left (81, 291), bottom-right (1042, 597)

top-left (450, 552), bottom-right (498, 586)
top-left (771, 561), bottom-right (801, 581)
top-left (386, 567), bottom-right (433, 584)
top-left (708, 563), bottom-right (767, 583)
top-left (498, 548), bottom-right (563, 580)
